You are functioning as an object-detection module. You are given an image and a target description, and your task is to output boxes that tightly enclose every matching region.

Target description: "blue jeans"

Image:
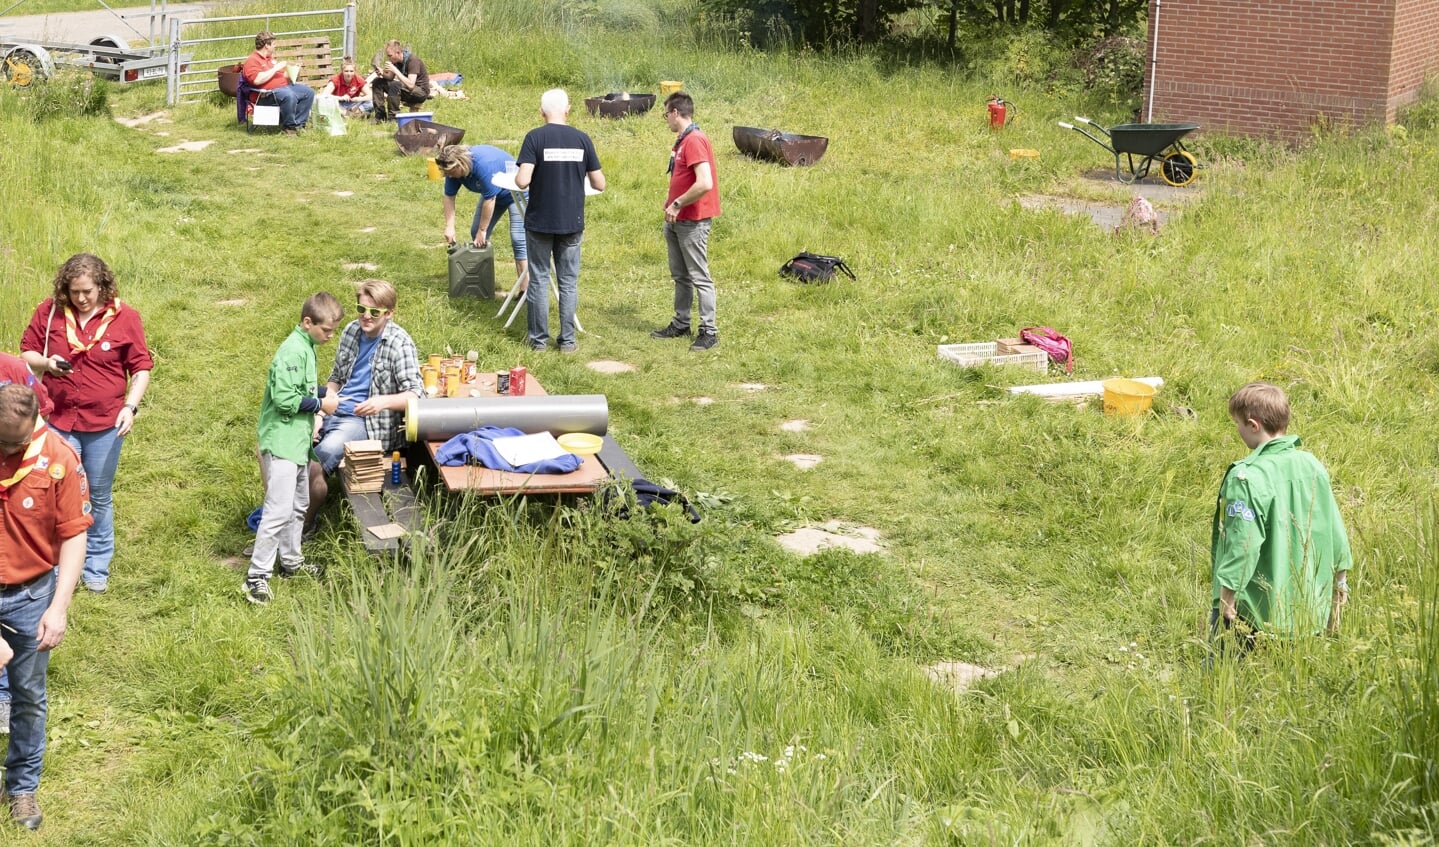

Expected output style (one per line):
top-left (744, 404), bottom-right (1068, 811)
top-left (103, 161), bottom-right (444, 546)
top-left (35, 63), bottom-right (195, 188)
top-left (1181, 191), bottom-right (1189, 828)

top-left (0, 569), bottom-right (57, 795)
top-left (54, 427), bottom-right (123, 588)
top-left (664, 219), bottom-right (717, 333)
top-left (313, 414), bottom-right (371, 475)
top-left (472, 193), bottom-right (527, 260)
top-left (266, 83), bottom-right (315, 129)
top-left (525, 230), bottom-right (582, 348)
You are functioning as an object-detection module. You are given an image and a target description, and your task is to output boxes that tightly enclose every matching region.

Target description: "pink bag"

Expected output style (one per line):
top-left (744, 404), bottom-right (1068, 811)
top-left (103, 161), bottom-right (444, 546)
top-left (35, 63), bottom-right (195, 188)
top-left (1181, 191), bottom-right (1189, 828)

top-left (1021, 326), bottom-right (1074, 373)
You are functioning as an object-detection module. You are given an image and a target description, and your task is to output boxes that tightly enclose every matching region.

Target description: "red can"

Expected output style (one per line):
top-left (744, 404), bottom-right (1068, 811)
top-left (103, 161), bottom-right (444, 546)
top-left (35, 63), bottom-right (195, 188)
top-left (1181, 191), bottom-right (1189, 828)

top-left (509, 366), bottom-right (527, 397)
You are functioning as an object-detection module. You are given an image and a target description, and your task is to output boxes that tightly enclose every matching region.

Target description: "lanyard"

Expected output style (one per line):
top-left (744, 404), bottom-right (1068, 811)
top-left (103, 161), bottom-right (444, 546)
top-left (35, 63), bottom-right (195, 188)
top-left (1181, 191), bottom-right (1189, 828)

top-left (667, 122), bottom-right (699, 175)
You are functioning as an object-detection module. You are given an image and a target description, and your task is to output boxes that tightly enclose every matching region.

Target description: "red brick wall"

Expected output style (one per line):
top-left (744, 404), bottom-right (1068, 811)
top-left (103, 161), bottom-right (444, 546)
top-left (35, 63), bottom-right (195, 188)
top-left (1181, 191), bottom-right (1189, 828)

top-left (1142, 0), bottom-right (1439, 142)
top-left (1389, 0), bottom-right (1439, 118)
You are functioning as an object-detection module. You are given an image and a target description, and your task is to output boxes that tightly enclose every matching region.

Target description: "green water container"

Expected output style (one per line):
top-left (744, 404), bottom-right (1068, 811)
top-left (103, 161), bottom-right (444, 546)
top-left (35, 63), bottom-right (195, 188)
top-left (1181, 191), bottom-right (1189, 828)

top-left (447, 242), bottom-right (495, 299)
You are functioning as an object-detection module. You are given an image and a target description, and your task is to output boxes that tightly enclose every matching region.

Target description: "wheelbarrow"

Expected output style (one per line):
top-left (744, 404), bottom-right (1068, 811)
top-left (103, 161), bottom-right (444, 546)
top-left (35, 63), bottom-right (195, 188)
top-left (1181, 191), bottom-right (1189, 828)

top-left (1058, 117), bottom-right (1200, 186)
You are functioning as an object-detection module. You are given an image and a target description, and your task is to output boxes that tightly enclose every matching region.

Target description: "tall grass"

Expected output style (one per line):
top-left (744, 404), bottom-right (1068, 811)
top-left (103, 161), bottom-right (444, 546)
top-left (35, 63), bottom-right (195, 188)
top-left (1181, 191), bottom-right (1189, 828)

top-left (0, 0), bottom-right (1437, 842)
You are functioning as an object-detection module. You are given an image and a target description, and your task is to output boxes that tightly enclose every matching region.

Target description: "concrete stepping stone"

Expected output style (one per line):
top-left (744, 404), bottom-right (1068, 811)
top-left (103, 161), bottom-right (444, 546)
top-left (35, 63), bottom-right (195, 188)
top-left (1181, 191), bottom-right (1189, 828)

top-left (780, 419), bottom-right (810, 432)
top-left (156, 140), bottom-right (214, 153)
top-left (587, 360), bottom-right (636, 374)
top-left (775, 523), bottom-right (884, 556)
top-left (342, 262), bottom-right (378, 271)
top-left (782, 453), bottom-right (823, 470)
top-left (923, 661), bottom-right (998, 693)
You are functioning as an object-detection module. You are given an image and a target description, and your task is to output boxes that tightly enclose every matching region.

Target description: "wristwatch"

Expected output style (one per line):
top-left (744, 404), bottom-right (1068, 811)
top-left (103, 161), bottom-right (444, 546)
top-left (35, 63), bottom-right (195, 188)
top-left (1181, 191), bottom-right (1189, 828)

top-left (671, 200), bottom-right (681, 210)
top-left (123, 404), bottom-right (139, 416)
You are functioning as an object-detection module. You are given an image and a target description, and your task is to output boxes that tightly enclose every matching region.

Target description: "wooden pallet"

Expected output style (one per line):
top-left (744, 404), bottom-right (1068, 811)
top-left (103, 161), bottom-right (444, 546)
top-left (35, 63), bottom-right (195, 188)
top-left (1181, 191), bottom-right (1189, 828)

top-left (273, 36), bottom-right (333, 89)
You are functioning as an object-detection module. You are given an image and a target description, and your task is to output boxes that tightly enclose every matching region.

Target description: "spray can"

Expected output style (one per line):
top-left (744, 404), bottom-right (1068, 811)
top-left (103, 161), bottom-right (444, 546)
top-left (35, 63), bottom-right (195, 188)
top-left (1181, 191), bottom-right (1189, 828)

top-left (509, 366), bottom-right (527, 397)
top-left (390, 451), bottom-right (402, 486)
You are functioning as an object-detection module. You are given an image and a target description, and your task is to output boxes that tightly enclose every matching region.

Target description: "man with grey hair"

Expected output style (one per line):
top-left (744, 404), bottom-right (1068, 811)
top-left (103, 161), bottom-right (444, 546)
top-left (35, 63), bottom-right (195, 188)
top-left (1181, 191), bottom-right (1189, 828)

top-left (515, 89), bottom-right (605, 353)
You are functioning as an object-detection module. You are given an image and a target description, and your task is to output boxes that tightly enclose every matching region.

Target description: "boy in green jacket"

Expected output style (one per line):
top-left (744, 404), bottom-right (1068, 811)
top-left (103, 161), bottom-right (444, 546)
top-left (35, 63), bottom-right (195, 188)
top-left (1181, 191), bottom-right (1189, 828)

top-left (1211, 382), bottom-right (1352, 642)
top-left (246, 293), bottom-right (342, 605)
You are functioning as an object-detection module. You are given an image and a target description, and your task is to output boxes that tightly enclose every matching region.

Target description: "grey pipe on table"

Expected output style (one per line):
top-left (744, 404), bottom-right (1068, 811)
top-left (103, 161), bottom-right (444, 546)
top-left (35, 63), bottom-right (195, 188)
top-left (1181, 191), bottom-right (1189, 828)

top-left (404, 395), bottom-right (609, 442)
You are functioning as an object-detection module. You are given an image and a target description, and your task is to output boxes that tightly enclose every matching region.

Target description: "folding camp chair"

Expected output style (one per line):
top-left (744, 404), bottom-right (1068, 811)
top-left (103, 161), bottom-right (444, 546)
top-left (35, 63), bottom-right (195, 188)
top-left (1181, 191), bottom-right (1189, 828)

top-left (236, 75), bottom-right (281, 133)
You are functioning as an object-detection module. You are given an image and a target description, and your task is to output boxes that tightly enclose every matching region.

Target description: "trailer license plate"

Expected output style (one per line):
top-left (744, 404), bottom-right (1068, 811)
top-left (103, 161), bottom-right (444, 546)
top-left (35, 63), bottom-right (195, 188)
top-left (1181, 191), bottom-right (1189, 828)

top-left (142, 66), bottom-right (164, 79)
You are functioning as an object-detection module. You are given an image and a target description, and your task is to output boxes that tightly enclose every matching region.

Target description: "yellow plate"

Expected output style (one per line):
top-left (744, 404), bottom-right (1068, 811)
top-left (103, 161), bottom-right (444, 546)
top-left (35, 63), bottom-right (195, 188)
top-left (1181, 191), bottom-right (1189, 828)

top-left (557, 433), bottom-right (603, 455)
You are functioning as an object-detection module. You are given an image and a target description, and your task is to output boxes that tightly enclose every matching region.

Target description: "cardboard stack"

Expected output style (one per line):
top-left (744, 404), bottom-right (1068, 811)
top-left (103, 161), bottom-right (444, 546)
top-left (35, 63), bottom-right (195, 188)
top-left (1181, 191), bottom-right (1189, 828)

top-left (341, 440), bottom-right (387, 493)
top-left (995, 337), bottom-right (1044, 357)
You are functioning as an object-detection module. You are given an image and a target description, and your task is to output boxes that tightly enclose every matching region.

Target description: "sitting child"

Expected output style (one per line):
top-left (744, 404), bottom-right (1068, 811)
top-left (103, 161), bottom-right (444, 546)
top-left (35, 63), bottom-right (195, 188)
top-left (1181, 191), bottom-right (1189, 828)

top-left (320, 56), bottom-right (374, 116)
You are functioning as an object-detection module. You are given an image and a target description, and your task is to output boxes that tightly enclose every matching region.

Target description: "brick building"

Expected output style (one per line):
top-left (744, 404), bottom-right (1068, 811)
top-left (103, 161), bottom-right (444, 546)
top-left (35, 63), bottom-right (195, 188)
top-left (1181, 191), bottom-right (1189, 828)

top-left (1144, 0), bottom-right (1439, 142)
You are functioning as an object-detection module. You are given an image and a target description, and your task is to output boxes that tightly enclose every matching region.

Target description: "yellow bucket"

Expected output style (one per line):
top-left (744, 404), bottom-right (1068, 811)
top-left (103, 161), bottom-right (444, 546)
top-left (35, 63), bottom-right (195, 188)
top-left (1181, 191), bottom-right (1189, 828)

top-left (426, 158), bottom-right (442, 180)
top-left (660, 80), bottom-right (684, 96)
top-left (1102, 379), bottom-right (1157, 416)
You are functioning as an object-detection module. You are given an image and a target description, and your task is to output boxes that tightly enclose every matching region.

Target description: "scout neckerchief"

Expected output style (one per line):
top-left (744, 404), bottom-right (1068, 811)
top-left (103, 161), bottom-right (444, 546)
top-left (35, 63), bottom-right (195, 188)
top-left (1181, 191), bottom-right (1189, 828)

top-left (0, 418), bottom-right (48, 502)
top-left (667, 122), bottom-right (699, 175)
top-left (65, 299), bottom-right (122, 355)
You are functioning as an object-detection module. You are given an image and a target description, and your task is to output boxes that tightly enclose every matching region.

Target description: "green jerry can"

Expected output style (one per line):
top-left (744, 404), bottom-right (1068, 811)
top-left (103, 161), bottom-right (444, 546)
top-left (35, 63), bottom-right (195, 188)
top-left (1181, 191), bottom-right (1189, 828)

top-left (447, 242), bottom-right (495, 299)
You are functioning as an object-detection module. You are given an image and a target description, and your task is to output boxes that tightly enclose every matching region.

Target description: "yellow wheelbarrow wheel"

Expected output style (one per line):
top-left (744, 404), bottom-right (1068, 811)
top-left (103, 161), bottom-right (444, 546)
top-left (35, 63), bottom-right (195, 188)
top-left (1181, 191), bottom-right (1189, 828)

top-left (5, 51), bottom-right (44, 89)
top-left (1161, 150), bottom-right (1198, 187)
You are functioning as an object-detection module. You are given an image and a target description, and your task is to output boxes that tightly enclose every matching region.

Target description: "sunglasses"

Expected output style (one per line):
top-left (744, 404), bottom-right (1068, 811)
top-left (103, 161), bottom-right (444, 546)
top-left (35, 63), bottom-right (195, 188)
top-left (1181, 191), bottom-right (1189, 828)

top-left (356, 305), bottom-right (389, 318)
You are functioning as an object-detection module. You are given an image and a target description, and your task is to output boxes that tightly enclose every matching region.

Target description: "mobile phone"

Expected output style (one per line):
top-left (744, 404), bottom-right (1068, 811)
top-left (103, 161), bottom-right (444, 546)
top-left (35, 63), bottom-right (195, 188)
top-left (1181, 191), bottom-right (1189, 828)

top-left (54, 358), bottom-right (72, 372)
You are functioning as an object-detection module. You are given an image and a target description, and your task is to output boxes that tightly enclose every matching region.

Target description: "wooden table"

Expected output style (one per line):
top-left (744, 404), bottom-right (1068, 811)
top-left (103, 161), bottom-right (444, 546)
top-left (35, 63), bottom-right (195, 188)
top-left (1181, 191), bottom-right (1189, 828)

top-left (423, 371), bottom-right (610, 494)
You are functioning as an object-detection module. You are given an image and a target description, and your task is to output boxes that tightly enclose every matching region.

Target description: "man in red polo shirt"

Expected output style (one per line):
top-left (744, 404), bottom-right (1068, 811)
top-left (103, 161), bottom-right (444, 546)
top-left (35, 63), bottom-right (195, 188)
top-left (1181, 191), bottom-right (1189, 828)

top-left (651, 91), bottom-right (721, 352)
top-left (241, 30), bottom-right (315, 134)
top-left (0, 384), bottom-right (90, 831)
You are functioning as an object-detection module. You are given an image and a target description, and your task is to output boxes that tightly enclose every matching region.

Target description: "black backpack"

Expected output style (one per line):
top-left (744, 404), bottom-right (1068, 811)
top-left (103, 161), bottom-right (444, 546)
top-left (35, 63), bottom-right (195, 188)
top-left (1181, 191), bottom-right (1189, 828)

top-left (780, 251), bottom-right (855, 283)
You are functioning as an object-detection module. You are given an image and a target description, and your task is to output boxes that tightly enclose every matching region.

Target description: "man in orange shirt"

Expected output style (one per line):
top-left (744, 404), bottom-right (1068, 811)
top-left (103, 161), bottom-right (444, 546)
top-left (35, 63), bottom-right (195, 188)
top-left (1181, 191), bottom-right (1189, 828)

top-left (0, 384), bottom-right (91, 830)
top-left (241, 30), bottom-right (315, 134)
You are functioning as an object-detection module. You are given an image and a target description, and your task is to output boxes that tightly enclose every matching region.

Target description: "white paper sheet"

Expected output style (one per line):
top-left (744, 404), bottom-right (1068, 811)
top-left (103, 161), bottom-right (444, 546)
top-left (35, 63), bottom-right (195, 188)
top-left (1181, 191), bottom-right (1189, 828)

top-left (491, 432), bottom-right (568, 467)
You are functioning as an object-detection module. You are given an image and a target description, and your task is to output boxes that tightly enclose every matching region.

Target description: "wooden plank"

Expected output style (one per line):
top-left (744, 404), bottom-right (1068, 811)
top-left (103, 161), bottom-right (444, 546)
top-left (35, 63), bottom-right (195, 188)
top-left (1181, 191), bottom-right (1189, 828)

top-left (426, 450), bottom-right (608, 494)
top-left (273, 37), bottom-right (332, 89)
top-left (341, 466), bottom-right (423, 555)
top-left (597, 434), bottom-right (644, 482)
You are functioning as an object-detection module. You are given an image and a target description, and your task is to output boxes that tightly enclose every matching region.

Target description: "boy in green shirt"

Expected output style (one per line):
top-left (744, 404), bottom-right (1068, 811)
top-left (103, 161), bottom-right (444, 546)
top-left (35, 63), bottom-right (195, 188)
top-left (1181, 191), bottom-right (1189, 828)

top-left (1211, 382), bottom-right (1352, 642)
top-left (246, 293), bottom-right (342, 605)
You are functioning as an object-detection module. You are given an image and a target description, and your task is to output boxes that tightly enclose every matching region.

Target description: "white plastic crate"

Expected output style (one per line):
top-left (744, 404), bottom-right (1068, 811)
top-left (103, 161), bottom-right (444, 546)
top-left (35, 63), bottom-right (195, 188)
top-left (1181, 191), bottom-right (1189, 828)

top-left (938, 342), bottom-right (1048, 372)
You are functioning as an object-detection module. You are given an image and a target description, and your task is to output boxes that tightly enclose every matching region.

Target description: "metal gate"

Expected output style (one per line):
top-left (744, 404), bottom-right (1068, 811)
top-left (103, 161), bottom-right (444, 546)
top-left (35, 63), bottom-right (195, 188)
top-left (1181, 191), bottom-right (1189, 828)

top-left (165, 3), bottom-right (355, 105)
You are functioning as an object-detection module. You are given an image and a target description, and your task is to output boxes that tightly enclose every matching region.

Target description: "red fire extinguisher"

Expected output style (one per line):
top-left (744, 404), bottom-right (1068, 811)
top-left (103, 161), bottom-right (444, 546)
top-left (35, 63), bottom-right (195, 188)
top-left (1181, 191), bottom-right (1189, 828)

top-left (986, 96), bottom-right (1012, 129)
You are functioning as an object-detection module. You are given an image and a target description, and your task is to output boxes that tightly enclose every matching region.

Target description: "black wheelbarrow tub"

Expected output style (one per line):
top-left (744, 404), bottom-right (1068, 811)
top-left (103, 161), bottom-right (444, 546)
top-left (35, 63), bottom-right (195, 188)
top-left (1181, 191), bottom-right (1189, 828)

top-left (732, 126), bottom-right (829, 167)
top-left (584, 93), bottom-right (656, 118)
top-left (1106, 123), bottom-right (1200, 157)
top-left (395, 119), bottom-right (466, 156)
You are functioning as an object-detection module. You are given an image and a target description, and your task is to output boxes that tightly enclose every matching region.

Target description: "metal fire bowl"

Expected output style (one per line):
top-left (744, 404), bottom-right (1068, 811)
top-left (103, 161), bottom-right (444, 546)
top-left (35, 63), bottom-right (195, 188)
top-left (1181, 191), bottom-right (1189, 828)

top-left (584, 93), bottom-right (657, 118)
top-left (732, 126), bottom-right (830, 167)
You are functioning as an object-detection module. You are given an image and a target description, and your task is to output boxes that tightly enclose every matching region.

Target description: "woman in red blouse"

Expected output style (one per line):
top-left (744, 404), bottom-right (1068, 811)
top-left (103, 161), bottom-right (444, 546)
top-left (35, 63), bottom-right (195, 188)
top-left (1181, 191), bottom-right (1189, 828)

top-left (320, 56), bottom-right (374, 117)
top-left (20, 254), bottom-right (153, 594)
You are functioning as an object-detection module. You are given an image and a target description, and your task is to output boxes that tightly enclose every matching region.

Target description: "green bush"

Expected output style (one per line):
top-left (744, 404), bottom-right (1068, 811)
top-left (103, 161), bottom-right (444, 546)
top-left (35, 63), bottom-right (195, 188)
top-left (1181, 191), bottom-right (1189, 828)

top-left (20, 70), bottom-right (109, 122)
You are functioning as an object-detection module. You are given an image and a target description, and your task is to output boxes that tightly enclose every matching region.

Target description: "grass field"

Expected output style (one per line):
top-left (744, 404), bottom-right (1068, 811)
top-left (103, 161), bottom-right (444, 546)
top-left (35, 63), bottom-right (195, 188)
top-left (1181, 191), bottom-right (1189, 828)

top-left (0, 0), bottom-right (1437, 842)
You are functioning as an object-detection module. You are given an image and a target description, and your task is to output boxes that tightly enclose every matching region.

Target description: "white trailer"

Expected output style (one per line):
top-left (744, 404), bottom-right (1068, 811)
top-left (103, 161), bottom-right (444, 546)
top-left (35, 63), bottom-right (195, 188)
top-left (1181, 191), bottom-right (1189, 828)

top-left (0, 0), bottom-right (191, 86)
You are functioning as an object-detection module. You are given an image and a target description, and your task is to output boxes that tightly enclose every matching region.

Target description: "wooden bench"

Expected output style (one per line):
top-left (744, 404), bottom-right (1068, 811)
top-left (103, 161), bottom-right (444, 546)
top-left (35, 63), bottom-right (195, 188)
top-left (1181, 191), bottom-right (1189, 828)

top-left (272, 37), bottom-right (333, 90)
top-left (340, 462), bottom-right (425, 557)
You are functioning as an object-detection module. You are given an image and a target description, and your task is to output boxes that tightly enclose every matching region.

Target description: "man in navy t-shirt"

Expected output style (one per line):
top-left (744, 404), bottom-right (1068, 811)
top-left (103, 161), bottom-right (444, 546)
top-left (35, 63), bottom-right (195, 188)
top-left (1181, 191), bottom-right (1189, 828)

top-left (515, 89), bottom-right (605, 353)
